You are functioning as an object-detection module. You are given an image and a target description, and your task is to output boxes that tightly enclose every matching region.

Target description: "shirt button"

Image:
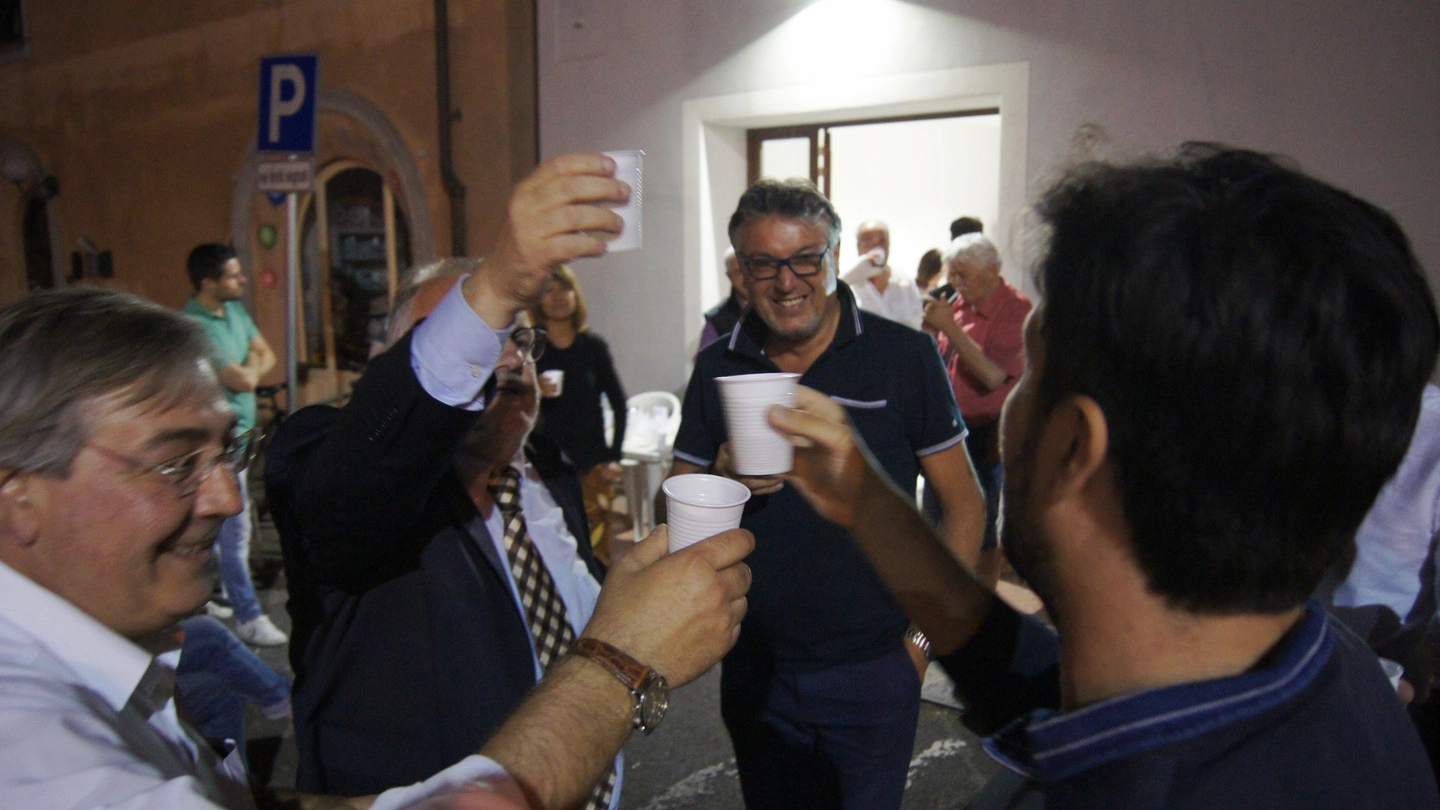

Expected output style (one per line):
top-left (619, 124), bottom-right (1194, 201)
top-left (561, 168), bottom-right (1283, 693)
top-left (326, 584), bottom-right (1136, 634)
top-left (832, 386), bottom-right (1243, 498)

top-left (470, 365), bottom-right (484, 378)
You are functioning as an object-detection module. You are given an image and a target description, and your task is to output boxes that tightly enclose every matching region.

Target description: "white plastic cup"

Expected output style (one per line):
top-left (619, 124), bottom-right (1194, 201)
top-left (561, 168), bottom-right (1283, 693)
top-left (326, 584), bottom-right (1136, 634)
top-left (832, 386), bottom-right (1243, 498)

top-left (602, 149), bottom-right (643, 252)
top-left (540, 369), bottom-right (565, 397)
top-left (716, 372), bottom-right (800, 475)
top-left (662, 474), bottom-right (751, 553)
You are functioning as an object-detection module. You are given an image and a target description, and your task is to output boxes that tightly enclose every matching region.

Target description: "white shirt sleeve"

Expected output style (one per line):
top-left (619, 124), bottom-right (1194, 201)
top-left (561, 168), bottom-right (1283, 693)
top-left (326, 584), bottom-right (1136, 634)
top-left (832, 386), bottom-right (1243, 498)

top-left (369, 755), bottom-right (521, 810)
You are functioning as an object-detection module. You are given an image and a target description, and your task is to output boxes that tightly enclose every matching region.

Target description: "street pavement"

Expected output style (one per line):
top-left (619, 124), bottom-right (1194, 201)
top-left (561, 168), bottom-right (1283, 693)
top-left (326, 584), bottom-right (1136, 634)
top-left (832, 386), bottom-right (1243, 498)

top-left (619, 665), bottom-right (997, 809)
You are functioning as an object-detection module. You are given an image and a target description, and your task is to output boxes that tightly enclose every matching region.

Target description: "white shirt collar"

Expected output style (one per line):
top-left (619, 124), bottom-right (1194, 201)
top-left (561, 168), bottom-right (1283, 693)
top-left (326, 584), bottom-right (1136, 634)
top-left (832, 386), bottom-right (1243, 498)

top-left (0, 558), bottom-right (157, 713)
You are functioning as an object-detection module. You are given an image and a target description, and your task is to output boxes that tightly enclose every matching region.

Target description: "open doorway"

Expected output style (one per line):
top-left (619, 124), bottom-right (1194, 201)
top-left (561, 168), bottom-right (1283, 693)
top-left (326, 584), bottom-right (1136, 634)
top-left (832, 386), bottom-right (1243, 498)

top-left (749, 110), bottom-right (1001, 282)
top-left (296, 162), bottom-right (412, 405)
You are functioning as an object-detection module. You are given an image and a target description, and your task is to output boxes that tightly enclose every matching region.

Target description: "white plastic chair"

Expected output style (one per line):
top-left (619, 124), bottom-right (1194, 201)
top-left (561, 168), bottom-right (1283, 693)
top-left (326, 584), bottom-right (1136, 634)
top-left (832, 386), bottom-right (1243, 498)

top-left (619, 390), bottom-right (682, 538)
top-left (622, 390), bottom-right (682, 459)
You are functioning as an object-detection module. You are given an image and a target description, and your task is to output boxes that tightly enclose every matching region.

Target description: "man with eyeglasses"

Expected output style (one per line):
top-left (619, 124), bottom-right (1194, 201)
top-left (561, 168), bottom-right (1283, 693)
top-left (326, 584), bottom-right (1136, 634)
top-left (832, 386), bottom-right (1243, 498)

top-left (268, 257), bottom-right (629, 804)
top-left (0, 153), bottom-right (752, 810)
top-left (666, 178), bottom-right (986, 809)
top-left (182, 242), bottom-right (289, 648)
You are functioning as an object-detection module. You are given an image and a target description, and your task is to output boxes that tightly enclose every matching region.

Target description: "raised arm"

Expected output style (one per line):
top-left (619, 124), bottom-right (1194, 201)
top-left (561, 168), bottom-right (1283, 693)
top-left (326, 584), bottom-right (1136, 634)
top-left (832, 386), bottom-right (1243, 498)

top-left (769, 386), bottom-right (997, 656)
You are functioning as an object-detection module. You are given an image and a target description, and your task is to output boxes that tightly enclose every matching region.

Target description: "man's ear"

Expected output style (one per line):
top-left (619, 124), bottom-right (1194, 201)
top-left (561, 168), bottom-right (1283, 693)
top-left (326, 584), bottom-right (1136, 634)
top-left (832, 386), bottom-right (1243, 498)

top-left (1031, 394), bottom-right (1110, 502)
top-left (0, 471), bottom-right (40, 547)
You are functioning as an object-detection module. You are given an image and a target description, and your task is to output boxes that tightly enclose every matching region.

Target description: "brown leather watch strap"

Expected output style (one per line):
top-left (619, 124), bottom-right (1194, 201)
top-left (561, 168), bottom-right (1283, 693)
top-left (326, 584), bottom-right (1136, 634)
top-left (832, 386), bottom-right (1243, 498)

top-left (572, 637), bottom-right (650, 691)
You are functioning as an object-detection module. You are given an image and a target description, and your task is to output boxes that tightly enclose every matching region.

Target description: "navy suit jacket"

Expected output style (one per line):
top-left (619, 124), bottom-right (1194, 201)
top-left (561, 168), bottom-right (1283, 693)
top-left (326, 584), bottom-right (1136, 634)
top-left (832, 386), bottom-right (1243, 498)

top-left (265, 331), bottom-right (602, 795)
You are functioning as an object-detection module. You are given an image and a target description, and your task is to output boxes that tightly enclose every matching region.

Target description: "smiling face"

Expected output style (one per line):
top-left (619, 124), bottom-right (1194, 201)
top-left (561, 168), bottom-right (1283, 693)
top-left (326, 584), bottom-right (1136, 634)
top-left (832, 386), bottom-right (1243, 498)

top-left (7, 375), bottom-right (242, 639)
top-left (737, 216), bottom-right (840, 350)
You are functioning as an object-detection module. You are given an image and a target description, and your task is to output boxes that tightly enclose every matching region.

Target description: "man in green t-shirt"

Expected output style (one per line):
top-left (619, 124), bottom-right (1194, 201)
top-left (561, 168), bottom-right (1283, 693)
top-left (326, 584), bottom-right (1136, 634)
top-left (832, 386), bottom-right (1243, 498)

top-left (183, 243), bottom-right (287, 647)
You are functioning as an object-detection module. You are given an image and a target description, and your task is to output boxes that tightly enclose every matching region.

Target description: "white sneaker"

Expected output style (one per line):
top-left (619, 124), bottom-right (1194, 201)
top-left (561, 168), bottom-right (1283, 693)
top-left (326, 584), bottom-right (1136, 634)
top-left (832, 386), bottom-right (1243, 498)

top-left (204, 600), bottom-right (234, 620)
top-left (236, 616), bottom-right (289, 647)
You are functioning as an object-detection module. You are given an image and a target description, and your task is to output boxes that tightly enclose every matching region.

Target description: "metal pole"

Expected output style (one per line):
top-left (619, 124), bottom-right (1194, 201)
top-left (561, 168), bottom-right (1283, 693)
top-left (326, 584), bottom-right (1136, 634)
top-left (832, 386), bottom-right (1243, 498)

top-left (286, 191), bottom-right (300, 410)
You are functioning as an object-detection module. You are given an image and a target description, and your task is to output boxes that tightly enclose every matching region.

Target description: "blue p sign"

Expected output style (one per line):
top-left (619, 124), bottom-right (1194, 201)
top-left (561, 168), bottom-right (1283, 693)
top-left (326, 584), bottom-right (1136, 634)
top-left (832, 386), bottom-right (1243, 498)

top-left (258, 55), bottom-right (319, 154)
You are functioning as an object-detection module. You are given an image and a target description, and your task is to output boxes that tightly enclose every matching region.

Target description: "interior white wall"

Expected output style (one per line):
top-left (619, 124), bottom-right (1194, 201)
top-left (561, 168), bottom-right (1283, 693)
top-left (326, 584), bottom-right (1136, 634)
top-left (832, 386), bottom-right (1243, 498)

top-left (827, 114), bottom-right (1002, 283)
top-left (540, 0), bottom-right (1440, 397)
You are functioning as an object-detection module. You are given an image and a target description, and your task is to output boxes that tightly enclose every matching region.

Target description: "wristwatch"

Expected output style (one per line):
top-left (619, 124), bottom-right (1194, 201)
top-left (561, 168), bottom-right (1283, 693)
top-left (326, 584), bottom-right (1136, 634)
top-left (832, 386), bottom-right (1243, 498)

top-left (905, 623), bottom-right (934, 661)
top-left (571, 638), bottom-right (669, 734)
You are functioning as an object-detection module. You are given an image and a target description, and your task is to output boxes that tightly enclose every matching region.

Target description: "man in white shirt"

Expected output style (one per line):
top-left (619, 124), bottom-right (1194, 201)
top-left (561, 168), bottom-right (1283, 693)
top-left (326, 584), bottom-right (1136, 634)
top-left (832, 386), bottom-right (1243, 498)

top-left (0, 153), bottom-right (752, 810)
top-left (842, 219), bottom-right (924, 329)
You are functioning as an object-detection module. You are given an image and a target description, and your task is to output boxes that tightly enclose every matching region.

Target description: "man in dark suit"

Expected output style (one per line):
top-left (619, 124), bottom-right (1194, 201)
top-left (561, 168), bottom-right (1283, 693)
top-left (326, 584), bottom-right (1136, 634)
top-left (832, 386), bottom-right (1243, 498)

top-left (268, 256), bottom-right (617, 801)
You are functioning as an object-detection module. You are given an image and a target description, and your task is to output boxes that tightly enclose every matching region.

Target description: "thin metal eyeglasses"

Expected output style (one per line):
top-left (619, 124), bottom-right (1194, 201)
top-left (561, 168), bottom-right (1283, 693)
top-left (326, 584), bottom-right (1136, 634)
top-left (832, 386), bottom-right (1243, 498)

top-left (740, 245), bottom-right (834, 281)
top-left (511, 326), bottom-right (546, 363)
top-left (88, 429), bottom-right (257, 497)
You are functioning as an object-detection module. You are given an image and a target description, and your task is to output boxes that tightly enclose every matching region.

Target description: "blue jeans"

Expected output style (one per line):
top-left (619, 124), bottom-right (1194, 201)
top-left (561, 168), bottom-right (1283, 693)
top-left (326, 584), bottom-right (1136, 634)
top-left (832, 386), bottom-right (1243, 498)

top-left (216, 475), bottom-right (263, 622)
top-left (177, 615), bottom-right (291, 756)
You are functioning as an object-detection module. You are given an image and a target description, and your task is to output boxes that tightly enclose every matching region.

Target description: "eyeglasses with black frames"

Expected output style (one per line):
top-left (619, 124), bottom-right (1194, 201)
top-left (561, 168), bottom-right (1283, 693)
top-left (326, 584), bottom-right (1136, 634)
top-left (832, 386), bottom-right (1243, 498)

top-left (88, 429), bottom-right (257, 497)
top-left (740, 244), bottom-right (835, 281)
top-left (511, 326), bottom-right (547, 363)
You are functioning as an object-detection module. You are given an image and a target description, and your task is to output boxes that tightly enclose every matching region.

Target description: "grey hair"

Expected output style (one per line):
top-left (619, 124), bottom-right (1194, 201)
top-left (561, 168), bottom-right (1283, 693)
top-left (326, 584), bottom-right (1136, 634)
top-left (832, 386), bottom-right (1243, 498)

top-left (0, 288), bottom-right (216, 477)
top-left (943, 232), bottom-right (1001, 272)
top-left (727, 178), bottom-right (842, 250)
top-left (385, 257), bottom-right (481, 346)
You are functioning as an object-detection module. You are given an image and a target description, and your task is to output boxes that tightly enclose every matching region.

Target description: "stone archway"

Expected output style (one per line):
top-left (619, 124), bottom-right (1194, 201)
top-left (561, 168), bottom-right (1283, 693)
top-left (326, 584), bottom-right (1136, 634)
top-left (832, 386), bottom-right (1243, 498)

top-left (228, 88), bottom-right (435, 283)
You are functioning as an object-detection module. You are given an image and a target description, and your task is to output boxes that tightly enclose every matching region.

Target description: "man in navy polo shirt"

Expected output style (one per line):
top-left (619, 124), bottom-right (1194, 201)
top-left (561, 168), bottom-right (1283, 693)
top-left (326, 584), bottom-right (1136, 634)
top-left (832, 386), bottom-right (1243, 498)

top-left (769, 145), bottom-right (1440, 807)
top-left (666, 178), bottom-right (986, 809)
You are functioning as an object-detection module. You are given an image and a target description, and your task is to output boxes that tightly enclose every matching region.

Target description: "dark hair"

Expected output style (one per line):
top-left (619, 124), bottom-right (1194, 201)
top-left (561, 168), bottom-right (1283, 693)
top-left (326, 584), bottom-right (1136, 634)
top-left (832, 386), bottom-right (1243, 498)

top-left (916, 248), bottom-right (944, 288)
top-left (949, 216), bottom-right (984, 240)
top-left (1032, 143), bottom-right (1439, 614)
top-left (0, 288), bottom-right (215, 477)
top-left (186, 243), bottom-right (236, 290)
top-left (728, 177), bottom-right (842, 250)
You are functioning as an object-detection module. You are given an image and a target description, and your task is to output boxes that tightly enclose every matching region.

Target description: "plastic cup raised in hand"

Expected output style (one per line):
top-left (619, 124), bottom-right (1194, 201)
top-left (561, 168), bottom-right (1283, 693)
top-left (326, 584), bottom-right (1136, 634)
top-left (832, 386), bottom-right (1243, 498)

top-left (716, 372), bottom-right (800, 475)
top-left (602, 149), bottom-right (643, 252)
top-left (540, 369), bottom-right (564, 397)
top-left (662, 474), bottom-right (751, 554)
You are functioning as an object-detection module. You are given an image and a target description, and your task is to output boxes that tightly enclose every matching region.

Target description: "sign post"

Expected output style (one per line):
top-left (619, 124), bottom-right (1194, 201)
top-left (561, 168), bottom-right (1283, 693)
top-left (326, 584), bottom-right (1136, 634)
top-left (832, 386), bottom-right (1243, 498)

top-left (256, 54), bottom-right (318, 413)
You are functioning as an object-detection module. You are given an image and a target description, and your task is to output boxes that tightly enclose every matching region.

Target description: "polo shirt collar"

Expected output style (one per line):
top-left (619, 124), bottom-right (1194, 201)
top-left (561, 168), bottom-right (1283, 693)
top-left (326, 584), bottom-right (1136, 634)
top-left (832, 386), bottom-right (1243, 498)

top-left (0, 558), bottom-right (159, 714)
top-left (183, 297), bottom-right (226, 321)
top-left (983, 599), bottom-right (1334, 782)
top-left (726, 280), bottom-right (864, 363)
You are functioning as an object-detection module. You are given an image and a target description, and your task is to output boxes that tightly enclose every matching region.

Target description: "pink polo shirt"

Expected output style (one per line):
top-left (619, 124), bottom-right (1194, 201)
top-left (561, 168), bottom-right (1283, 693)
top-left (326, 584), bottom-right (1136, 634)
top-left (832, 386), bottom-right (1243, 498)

top-left (935, 279), bottom-right (1032, 425)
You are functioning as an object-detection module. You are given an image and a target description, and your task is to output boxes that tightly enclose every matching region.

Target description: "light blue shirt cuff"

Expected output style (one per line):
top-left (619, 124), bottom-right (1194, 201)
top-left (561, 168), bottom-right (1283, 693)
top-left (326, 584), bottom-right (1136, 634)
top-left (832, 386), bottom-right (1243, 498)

top-left (410, 275), bottom-right (513, 411)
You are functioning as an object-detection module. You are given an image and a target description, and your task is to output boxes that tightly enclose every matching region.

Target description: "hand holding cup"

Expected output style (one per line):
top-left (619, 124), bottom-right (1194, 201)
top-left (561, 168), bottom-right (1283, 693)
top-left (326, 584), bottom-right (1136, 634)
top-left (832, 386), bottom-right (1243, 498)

top-left (466, 153), bottom-right (631, 329)
top-left (580, 525), bottom-right (753, 687)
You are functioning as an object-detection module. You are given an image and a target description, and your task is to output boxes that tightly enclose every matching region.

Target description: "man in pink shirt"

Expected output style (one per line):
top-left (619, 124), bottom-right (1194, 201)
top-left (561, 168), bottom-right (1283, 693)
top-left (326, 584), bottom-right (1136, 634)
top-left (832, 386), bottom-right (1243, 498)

top-left (923, 232), bottom-right (1032, 581)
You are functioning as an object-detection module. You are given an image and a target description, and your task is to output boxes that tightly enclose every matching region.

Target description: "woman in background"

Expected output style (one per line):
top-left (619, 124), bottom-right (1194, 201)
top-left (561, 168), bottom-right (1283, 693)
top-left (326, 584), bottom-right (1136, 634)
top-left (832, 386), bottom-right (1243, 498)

top-left (531, 264), bottom-right (629, 563)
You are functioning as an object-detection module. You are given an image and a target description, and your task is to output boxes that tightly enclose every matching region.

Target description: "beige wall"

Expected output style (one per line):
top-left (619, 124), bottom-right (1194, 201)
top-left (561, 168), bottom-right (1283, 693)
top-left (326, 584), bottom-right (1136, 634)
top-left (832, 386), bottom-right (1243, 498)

top-left (538, 0), bottom-right (1440, 396)
top-left (0, 0), bottom-right (536, 383)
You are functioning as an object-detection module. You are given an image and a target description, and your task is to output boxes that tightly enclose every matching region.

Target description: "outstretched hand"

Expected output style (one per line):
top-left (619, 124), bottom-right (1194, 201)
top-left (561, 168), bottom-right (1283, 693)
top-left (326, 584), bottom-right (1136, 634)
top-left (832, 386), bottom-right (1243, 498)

top-left (767, 386), bottom-right (875, 530)
top-left (465, 153), bottom-right (630, 328)
top-left (581, 525), bottom-right (753, 688)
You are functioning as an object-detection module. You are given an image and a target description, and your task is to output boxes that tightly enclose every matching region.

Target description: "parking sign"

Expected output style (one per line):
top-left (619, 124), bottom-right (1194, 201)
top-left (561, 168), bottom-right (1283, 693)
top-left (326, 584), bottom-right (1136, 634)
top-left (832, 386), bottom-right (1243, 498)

top-left (257, 54), bottom-right (319, 154)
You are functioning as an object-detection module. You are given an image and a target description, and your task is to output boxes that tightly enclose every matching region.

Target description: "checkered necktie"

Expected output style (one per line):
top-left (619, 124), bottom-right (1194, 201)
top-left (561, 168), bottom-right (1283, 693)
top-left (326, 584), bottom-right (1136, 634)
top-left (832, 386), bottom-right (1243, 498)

top-left (488, 467), bottom-right (616, 810)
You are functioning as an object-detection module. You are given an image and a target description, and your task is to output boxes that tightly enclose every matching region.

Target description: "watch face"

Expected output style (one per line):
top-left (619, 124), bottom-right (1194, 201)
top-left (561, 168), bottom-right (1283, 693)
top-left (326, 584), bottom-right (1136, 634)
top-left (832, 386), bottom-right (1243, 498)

top-left (638, 674), bottom-right (669, 733)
